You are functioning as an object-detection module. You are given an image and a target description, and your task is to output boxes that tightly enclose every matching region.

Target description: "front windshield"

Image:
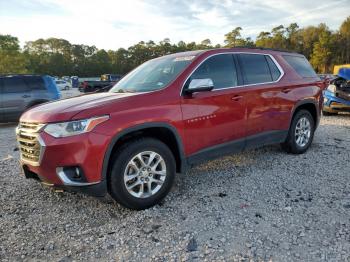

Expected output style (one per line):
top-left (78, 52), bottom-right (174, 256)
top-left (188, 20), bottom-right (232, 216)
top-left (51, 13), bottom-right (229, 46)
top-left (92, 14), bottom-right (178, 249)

top-left (110, 55), bottom-right (195, 93)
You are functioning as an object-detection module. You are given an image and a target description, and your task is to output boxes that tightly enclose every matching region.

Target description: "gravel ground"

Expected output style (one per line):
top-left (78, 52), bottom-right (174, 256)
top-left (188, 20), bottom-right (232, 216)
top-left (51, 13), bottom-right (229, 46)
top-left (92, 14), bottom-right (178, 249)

top-left (1, 115), bottom-right (350, 261)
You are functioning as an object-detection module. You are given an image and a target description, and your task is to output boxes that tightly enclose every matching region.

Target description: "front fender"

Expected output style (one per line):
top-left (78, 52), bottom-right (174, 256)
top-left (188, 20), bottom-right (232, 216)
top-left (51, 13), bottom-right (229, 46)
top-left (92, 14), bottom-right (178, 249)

top-left (100, 122), bottom-right (187, 183)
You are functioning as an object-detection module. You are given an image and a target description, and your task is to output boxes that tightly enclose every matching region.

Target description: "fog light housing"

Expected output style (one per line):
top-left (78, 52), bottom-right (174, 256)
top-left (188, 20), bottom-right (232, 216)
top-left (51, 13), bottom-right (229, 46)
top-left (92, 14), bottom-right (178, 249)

top-left (56, 166), bottom-right (93, 186)
top-left (62, 166), bottom-right (85, 182)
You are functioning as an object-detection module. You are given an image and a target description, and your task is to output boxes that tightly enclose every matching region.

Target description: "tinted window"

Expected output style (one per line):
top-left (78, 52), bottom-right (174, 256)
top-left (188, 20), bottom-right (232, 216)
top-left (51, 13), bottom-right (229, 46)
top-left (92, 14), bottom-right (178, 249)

top-left (3, 77), bottom-right (28, 93)
top-left (283, 55), bottom-right (317, 78)
top-left (266, 56), bottom-right (281, 81)
top-left (239, 54), bottom-right (273, 84)
top-left (189, 54), bottom-right (237, 89)
top-left (24, 76), bottom-right (46, 90)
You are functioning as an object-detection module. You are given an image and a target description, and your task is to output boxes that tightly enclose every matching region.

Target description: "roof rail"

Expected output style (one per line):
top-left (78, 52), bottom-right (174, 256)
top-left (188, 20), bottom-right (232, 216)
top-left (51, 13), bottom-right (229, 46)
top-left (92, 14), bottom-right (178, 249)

top-left (233, 46), bottom-right (298, 54)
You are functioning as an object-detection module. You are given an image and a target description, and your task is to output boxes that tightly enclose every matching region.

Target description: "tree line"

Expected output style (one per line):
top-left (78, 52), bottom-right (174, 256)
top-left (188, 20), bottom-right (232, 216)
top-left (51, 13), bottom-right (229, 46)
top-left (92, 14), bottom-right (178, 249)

top-left (0, 16), bottom-right (349, 76)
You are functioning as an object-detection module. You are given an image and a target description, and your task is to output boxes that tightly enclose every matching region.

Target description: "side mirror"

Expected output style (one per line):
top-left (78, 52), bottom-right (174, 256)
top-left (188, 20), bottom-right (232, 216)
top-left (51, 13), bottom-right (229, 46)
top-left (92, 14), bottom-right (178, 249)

top-left (186, 78), bottom-right (214, 94)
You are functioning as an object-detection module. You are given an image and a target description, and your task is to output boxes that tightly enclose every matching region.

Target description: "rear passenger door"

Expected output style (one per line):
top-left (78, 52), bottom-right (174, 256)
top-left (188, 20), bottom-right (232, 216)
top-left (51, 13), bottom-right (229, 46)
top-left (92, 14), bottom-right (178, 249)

top-left (1, 76), bottom-right (31, 122)
top-left (237, 53), bottom-right (285, 146)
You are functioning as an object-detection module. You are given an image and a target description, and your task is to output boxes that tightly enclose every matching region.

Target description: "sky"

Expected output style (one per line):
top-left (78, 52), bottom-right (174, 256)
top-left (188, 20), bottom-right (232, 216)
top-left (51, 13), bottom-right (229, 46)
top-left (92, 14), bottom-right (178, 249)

top-left (0, 0), bottom-right (349, 50)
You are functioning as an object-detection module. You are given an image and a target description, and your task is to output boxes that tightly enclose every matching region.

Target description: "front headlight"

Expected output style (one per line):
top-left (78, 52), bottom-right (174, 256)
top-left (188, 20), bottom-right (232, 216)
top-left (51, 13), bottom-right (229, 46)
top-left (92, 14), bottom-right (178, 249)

top-left (327, 84), bottom-right (336, 93)
top-left (44, 115), bottom-right (109, 138)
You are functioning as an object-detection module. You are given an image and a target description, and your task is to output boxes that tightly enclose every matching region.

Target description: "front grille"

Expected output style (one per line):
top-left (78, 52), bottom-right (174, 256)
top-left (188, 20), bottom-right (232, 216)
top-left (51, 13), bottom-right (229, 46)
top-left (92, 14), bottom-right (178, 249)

top-left (336, 90), bottom-right (350, 102)
top-left (16, 122), bottom-right (45, 166)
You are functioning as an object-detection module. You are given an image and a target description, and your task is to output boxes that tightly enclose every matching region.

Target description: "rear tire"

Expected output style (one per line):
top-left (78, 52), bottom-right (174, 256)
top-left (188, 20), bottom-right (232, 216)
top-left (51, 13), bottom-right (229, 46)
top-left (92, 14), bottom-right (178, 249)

top-left (281, 110), bottom-right (315, 154)
top-left (108, 138), bottom-right (176, 210)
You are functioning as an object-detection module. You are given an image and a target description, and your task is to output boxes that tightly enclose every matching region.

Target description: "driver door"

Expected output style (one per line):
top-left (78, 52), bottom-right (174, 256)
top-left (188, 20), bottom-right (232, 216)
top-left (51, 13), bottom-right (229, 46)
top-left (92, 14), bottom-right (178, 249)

top-left (180, 53), bottom-right (247, 162)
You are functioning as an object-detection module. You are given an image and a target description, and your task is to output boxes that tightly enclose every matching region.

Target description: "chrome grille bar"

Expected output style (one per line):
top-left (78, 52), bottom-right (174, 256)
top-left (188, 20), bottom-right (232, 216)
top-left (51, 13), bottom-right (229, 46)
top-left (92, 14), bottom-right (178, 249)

top-left (16, 122), bottom-right (46, 166)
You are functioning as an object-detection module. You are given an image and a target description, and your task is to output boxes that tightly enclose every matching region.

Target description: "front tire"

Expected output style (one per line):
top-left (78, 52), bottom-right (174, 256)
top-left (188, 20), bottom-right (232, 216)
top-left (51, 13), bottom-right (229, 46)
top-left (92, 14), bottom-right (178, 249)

top-left (281, 110), bottom-right (315, 154)
top-left (108, 138), bottom-right (176, 210)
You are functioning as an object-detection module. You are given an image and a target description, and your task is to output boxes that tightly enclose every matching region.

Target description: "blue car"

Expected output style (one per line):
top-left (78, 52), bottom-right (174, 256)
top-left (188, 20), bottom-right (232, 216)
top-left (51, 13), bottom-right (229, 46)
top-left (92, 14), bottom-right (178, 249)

top-left (0, 74), bottom-right (60, 122)
top-left (323, 68), bottom-right (350, 115)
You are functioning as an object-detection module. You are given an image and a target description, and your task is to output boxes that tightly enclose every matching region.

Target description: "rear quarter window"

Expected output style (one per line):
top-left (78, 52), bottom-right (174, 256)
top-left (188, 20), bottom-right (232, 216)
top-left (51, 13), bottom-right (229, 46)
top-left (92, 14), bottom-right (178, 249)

top-left (283, 55), bottom-right (317, 78)
top-left (266, 56), bottom-right (281, 81)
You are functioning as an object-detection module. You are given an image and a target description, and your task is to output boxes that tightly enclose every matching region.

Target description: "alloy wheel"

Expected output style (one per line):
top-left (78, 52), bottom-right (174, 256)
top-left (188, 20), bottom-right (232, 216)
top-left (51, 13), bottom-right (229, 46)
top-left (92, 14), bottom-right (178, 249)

top-left (123, 151), bottom-right (166, 198)
top-left (295, 117), bottom-right (311, 147)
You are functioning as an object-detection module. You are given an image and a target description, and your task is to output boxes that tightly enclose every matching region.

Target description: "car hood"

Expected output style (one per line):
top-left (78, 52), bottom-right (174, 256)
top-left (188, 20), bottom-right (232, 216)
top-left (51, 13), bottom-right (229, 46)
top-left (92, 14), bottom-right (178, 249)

top-left (20, 92), bottom-right (136, 123)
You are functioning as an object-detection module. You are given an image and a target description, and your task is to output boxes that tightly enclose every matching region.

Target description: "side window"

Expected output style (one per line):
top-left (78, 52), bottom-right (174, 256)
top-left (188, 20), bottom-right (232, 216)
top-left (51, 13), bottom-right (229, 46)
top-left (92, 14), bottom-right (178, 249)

top-left (24, 76), bottom-right (46, 90)
top-left (266, 56), bottom-right (281, 81)
top-left (2, 77), bottom-right (28, 93)
top-left (189, 54), bottom-right (238, 90)
top-left (283, 55), bottom-right (317, 78)
top-left (239, 54), bottom-right (273, 84)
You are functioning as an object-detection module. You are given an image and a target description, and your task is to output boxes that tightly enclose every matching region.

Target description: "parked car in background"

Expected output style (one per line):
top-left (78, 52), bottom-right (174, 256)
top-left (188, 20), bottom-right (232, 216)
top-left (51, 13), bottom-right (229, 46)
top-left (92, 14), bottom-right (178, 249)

top-left (78, 80), bottom-right (113, 93)
top-left (17, 48), bottom-right (325, 209)
top-left (62, 76), bottom-right (71, 82)
top-left (323, 68), bottom-right (350, 114)
top-left (0, 75), bottom-right (60, 122)
top-left (101, 74), bottom-right (122, 82)
top-left (55, 80), bottom-right (71, 90)
top-left (78, 74), bottom-right (122, 93)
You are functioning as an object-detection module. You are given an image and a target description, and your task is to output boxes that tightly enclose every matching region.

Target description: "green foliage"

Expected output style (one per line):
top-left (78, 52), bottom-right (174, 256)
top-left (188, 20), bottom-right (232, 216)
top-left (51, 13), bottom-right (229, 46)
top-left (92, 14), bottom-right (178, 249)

top-left (0, 35), bottom-right (28, 74)
top-left (224, 27), bottom-right (255, 47)
top-left (310, 29), bottom-right (333, 73)
top-left (0, 16), bottom-right (349, 75)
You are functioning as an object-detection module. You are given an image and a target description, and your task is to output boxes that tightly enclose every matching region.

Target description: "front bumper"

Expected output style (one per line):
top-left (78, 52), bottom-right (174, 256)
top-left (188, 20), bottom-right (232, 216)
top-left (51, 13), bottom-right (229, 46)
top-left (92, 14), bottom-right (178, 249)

top-left (323, 90), bottom-right (350, 113)
top-left (18, 129), bottom-right (111, 196)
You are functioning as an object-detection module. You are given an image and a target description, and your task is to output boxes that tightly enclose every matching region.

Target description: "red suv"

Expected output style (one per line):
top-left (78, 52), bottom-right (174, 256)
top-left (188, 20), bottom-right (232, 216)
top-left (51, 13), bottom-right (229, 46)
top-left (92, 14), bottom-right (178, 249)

top-left (17, 48), bottom-right (324, 209)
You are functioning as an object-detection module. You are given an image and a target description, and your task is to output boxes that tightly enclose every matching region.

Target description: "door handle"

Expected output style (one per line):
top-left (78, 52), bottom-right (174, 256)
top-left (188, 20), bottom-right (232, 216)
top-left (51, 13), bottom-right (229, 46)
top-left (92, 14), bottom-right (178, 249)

top-left (22, 95), bottom-right (31, 98)
top-left (231, 95), bottom-right (242, 101)
top-left (281, 88), bottom-right (292, 94)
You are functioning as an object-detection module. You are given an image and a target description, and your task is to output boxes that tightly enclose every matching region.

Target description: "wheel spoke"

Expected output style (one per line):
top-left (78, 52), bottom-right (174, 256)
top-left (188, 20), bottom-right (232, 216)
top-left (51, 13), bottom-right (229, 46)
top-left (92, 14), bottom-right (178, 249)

top-left (137, 183), bottom-right (144, 197)
top-left (151, 177), bottom-right (164, 185)
top-left (126, 180), bottom-right (141, 190)
top-left (130, 160), bottom-right (140, 172)
top-left (137, 153), bottom-right (147, 167)
top-left (153, 170), bottom-right (166, 176)
top-left (147, 181), bottom-right (153, 192)
top-left (296, 135), bottom-right (301, 145)
top-left (137, 182), bottom-right (145, 197)
top-left (147, 152), bottom-right (157, 166)
top-left (125, 172), bottom-right (139, 182)
top-left (151, 157), bottom-right (162, 169)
